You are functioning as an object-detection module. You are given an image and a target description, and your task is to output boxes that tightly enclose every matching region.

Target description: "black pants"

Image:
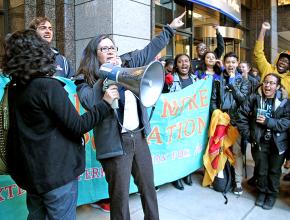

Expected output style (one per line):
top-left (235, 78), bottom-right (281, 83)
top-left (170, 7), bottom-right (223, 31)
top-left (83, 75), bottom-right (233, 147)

top-left (251, 141), bottom-right (285, 197)
top-left (100, 131), bottom-right (159, 220)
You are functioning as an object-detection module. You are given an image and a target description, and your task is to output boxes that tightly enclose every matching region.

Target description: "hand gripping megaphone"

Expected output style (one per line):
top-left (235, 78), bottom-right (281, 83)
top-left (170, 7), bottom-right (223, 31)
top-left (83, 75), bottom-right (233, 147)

top-left (99, 61), bottom-right (165, 107)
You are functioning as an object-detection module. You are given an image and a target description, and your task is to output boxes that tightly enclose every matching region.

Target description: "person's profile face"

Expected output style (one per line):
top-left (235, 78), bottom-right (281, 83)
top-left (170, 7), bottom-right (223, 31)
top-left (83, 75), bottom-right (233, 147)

top-left (224, 57), bottom-right (238, 75)
top-left (97, 38), bottom-right (117, 65)
top-left (276, 56), bottom-right (289, 73)
top-left (36, 21), bottom-right (53, 44)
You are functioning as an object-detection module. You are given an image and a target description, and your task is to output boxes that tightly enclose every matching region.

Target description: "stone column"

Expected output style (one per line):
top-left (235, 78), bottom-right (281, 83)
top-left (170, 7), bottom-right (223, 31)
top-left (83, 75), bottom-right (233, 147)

top-left (75, 0), bottom-right (152, 70)
top-left (55, 0), bottom-right (75, 71)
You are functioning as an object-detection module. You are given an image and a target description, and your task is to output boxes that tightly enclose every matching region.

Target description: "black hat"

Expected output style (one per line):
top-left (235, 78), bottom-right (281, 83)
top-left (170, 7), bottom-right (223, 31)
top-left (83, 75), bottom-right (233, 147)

top-left (278, 51), bottom-right (290, 61)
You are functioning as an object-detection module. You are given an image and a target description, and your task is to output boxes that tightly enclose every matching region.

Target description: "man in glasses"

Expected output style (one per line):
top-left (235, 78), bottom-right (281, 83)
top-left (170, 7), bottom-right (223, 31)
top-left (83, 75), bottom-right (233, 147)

top-left (29, 17), bottom-right (74, 78)
top-left (192, 25), bottom-right (225, 72)
top-left (253, 21), bottom-right (290, 183)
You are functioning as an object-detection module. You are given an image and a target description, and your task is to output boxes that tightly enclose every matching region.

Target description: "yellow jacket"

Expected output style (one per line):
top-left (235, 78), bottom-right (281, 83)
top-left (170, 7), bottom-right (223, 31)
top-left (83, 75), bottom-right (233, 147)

top-left (253, 40), bottom-right (290, 98)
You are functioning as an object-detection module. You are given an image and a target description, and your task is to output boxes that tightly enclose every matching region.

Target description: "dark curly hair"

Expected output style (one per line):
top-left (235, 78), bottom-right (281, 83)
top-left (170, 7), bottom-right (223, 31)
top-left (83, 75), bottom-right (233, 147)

top-left (173, 53), bottom-right (193, 75)
top-left (2, 29), bottom-right (55, 84)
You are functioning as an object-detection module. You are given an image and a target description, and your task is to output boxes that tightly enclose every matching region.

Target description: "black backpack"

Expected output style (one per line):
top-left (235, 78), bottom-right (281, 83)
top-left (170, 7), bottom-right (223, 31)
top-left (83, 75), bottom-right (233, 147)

top-left (212, 160), bottom-right (233, 204)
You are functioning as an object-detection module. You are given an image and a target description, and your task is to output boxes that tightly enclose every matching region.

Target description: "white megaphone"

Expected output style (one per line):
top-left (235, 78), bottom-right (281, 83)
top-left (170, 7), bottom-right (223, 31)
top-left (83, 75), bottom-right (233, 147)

top-left (99, 61), bottom-right (165, 107)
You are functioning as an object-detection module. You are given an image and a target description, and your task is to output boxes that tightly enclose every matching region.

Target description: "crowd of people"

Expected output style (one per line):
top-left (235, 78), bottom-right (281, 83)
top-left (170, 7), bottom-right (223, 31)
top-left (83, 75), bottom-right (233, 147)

top-left (0, 10), bottom-right (290, 220)
top-left (161, 21), bottom-right (290, 211)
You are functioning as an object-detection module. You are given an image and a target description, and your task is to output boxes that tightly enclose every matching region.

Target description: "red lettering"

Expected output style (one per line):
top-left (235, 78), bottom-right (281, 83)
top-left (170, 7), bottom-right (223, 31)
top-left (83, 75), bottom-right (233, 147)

top-left (199, 89), bottom-right (208, 108)
top-left (91, 135), bottom-right (96, 149)
top-left (85, 169), bottom-right (92, 180)
top-left (0, 187), bottom-right (4, 202)
top-left (184, 119), bottom-right (195, 137)
top-left (177, 122), bottom-right (182, 139)
top-left (5, 185), bottom-right (16, 199)
top-left (161, 99), bottom-right (179, 117)
top-left (84, 132), bottom-right (90, 145)
top-left (73, 94), bottom-right (81, 113)
top-left (198, 117), bottom-right (206, 134)
top-left (17, 186), bottom-right (26, 196)
top-left (186, 94), bottom-right (199, 110)
top-left (147, 127), bottom-right (162, 145)
top-left (166, 124), bottom-right (177, 144)
top-left (92, 168), bottom-right (99, 179)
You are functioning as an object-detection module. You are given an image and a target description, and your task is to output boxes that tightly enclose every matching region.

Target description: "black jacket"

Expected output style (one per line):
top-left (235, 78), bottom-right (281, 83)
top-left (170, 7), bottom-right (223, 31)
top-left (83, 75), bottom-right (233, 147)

top-left (237, 88), bottom-right (290, 154)
top-left (52, 48), bottom-right (75, 78)
top-left (76, 25), bottom-right (175, 160)
top-left (7, 77), bottom-right (110, 194)
top-left (210, 71), bottom-right (250, 126)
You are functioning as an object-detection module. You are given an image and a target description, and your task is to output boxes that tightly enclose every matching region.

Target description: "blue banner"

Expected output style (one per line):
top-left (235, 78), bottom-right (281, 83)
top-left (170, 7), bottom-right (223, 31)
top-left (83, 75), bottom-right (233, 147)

top-left (187, 0), bottom-right (241, 23)
top-left (0, 76), bottom-right (212, 219)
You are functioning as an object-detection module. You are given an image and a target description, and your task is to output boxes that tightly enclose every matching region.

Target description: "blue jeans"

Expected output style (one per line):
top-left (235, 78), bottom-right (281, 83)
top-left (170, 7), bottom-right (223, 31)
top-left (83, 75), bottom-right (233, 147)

top-left (26, 179), bottom-right (78, 220)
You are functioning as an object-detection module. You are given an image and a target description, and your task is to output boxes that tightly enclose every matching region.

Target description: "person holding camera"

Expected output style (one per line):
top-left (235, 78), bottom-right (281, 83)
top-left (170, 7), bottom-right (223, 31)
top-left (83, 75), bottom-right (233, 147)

top-left (237, 73), bottom-right (290, 210)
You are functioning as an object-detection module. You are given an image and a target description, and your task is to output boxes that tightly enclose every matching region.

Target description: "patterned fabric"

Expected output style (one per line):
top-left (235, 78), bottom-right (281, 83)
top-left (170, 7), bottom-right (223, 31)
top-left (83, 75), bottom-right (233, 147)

top-left (202, 109), bottom-right (239, 187)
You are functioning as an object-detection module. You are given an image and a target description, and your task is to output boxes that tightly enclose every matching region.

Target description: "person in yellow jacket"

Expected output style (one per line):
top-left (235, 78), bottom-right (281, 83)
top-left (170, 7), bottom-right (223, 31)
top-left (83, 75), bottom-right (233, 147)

top-left (253, 21), bottom-right (290, 184)
top-left (254, 22), bottom-right (290, 97)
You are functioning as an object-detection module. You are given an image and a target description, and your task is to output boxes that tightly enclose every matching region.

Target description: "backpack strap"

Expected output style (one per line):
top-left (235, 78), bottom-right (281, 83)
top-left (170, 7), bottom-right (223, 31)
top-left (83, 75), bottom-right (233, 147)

top-left (222, 161), bottom-right (232, 205)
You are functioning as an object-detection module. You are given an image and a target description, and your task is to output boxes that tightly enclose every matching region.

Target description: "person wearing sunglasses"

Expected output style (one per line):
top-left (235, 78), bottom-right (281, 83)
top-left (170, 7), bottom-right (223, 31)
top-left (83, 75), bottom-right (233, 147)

top-left (237, 73), bottom-right (290, 210)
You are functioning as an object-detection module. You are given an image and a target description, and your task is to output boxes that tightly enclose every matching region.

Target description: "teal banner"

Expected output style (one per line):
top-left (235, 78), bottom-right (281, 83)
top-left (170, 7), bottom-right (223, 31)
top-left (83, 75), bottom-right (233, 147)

top-left (0, 76), bottom-right (212, 219)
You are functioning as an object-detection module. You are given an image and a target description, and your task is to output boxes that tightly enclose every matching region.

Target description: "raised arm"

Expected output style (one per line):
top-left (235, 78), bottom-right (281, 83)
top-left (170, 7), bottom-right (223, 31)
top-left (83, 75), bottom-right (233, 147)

top-left (120, 12), bottom-right (186, 68)
top-left (213, 25), bottom-right (224, 59)
top-left (253, 22), bottom-right (272, 79)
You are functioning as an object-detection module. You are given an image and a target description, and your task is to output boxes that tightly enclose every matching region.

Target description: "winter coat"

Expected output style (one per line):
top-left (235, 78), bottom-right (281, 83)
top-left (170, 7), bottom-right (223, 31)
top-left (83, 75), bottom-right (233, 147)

top-left (7, 77), bottom-right (110, 194)
top-left (76, 24), bottom-right (175, 160)
top-left (51, 48), bottom-right (75, 78)
top-left (169, 72), bottom-right (197, 92)
top-left (210, 71), bottom-right (251, 126)
top-left (237, 88), bottom-right (290, 154)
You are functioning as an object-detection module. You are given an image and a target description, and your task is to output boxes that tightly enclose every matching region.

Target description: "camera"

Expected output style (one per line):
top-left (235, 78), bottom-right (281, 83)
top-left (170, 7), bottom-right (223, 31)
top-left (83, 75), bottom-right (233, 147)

top-left (264, 129), bottom-right (272, 142)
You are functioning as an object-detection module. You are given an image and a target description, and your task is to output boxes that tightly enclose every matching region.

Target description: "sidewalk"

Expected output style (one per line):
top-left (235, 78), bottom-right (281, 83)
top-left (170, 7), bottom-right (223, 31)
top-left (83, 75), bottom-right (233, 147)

top-left (77, 161), bottom-right (290, 220)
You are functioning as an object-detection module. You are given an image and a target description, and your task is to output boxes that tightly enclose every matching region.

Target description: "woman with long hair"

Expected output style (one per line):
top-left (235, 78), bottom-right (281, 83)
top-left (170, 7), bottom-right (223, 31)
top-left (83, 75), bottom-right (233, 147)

top-left (194, 51), bottom-right (221, 81)
top-left (74, 13), bottom-right (186, 220)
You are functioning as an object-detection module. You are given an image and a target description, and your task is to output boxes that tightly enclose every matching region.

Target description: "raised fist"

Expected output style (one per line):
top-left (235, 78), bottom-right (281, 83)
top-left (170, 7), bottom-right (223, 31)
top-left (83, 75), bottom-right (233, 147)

top-left (262, 22), bottom-right (271, 30)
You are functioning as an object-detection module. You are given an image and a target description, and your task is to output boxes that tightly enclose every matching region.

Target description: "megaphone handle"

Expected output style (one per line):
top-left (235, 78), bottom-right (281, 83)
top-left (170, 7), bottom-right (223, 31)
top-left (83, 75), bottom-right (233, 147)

top-left (111, 99), bottom-right (119, 109)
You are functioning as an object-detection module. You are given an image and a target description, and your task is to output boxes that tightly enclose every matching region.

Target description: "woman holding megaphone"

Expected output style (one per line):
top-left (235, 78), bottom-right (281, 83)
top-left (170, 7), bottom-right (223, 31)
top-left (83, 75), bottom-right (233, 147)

top-left (75, 12), bottom-right (186, 220)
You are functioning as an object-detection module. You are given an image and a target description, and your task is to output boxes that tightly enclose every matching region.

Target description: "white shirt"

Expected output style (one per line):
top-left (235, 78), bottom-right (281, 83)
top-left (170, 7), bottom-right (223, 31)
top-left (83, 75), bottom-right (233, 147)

top-left (121, 90), bottom-right (140, 132)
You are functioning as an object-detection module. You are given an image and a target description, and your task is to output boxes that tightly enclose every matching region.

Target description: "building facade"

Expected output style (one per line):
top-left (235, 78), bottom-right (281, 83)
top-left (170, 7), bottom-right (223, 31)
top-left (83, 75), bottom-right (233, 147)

top-left (0, 0), bottom-right (289, 70)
